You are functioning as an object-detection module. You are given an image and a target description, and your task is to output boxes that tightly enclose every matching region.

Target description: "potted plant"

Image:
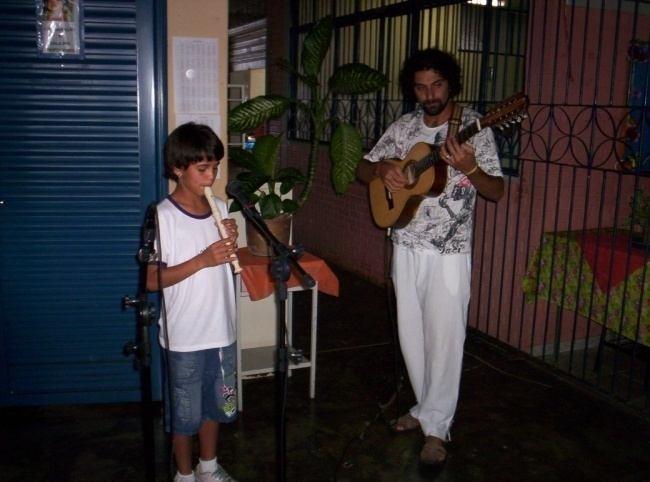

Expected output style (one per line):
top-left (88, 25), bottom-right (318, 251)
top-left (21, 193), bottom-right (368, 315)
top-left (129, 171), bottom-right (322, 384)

top-left (228, 15), bottom-right (387, 254)
top-left (228, 133), bottom-right (305, 255)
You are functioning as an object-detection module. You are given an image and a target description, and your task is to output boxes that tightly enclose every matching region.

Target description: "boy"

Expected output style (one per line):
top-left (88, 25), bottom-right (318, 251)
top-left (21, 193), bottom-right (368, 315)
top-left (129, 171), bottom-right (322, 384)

top-left (148, 123), bottom-right (239, 482)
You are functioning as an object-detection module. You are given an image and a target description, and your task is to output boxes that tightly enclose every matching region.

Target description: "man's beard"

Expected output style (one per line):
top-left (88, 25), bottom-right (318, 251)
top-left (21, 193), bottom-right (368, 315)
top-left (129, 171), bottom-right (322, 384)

top-left (421, 98), bottom-right (449, 116)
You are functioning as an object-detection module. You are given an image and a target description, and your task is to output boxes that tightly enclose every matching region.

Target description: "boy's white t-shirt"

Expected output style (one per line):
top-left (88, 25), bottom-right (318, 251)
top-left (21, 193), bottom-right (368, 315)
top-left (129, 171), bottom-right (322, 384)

top-left (155, 195), bottom-right (236, 352)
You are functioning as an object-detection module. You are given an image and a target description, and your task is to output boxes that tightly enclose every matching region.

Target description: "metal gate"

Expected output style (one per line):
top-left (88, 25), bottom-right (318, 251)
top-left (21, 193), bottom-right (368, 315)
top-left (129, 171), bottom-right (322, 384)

top-left (467, 0), bottom-right (649, 413)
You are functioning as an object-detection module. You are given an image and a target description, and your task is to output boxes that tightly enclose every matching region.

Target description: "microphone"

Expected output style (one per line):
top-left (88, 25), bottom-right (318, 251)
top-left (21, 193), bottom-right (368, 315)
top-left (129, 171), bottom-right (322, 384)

top-left (226, 180), bottom-right (255, 210)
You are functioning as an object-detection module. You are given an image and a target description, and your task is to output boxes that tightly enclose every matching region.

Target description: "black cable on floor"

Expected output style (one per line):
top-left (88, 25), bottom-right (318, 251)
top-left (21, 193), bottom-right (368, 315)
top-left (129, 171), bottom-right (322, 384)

top-left (331, 229), bottom-right (406, 481)
top-left (383, 228), bottom-right (406, 421)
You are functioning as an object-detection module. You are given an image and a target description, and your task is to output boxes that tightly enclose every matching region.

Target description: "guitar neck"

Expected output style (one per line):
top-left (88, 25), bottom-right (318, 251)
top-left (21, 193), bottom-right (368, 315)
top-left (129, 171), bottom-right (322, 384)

top-left (457, 122), bottom-right (479, 144)
top-left (413, 122), bottom-right (481, 176)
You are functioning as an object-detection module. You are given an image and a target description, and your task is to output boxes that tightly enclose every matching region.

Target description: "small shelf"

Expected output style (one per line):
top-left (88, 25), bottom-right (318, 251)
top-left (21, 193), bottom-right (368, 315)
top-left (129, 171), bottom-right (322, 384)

top-left (240, 346), bottom-right (311, 377)
top-left (236, 276), bottom-right (319, 411)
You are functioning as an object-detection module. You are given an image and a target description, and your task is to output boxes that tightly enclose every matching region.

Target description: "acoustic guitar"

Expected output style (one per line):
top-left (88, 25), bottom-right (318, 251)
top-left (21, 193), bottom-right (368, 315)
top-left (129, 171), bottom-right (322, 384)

top-left (369, 92), bottom-right (528, 229)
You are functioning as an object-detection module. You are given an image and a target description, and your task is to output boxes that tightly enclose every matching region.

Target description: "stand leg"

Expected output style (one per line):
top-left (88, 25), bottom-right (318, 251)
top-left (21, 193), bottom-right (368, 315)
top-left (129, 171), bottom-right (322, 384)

top-left (236, 275), bottom-right (244, 412)
top-left (275, 288), bottom-right (287, 482)
top-left (310, 284), bottom-right (318, 399)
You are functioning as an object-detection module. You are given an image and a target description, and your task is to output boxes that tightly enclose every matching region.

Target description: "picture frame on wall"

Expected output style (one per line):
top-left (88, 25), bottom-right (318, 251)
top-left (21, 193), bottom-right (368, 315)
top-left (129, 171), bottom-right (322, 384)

top-left (35, 0), bottom-right (84, 58)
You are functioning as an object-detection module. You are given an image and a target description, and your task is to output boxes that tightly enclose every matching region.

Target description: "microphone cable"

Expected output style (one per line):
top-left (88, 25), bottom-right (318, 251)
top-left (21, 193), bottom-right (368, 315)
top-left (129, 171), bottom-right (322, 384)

top-left (384, 228), bottom-right (405, 423)
top-left (148, 201), bottom-right (176, 480)
top-left (331, 228), bottom-right (404, 481)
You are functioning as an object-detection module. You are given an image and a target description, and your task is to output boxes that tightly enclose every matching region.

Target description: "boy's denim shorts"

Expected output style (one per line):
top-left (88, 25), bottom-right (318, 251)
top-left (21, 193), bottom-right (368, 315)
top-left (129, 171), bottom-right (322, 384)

top-left (163, 343), bottom-right (238, 436)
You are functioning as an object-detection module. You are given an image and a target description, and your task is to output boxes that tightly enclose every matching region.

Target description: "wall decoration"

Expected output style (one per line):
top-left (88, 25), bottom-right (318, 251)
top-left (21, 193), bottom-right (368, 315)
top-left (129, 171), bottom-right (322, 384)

top-left (36, 0), bottom-right (83, 57)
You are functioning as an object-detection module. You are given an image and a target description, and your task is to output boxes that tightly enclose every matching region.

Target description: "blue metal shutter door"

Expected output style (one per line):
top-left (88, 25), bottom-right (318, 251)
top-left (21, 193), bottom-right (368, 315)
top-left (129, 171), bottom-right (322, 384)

top-left (0, 0), bottom-right (163, 405)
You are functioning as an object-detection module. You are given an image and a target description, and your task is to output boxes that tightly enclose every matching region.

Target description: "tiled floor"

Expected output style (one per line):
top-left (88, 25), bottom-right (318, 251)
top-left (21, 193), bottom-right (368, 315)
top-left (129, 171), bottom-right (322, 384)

top-left (1, 267), bottom-right (649, 481)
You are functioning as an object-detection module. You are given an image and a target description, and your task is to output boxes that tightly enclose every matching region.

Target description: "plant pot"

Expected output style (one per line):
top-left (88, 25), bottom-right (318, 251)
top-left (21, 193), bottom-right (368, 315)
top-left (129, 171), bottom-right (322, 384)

top-left (246, 213), bottom-right (292, 256)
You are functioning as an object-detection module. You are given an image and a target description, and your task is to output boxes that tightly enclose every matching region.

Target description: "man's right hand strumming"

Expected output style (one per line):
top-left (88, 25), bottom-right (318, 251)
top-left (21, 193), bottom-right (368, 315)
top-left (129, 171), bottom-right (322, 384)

top-left (375, 161), bottom-right (407, 192)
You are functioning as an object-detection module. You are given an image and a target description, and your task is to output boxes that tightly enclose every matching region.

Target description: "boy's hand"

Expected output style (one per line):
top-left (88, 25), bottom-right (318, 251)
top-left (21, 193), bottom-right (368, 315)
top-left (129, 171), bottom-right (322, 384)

top-left (201, 238), bottom-right (237, 267)
top-left (221, 218), bottom-right (239, 243)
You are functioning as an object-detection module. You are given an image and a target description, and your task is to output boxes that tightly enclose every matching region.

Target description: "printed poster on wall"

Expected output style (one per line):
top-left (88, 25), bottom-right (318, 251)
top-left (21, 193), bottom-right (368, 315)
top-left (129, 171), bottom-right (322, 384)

top-left (36, 0), bottom-right (83, 57)
top-left (173, 37), bottom-right (219, 114)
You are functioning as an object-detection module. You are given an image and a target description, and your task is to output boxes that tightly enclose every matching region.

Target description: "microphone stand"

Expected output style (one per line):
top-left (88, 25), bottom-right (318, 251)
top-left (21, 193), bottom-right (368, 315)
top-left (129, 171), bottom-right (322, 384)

top-left (237, 201), bottom-right (315, 482)
top-left (122, 203), bottom-right (157, 482)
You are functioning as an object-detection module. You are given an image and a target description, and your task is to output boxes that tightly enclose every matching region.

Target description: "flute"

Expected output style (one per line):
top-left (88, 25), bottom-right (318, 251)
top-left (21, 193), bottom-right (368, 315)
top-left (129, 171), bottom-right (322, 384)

top-left (204, 186), bottom-right (242, 274)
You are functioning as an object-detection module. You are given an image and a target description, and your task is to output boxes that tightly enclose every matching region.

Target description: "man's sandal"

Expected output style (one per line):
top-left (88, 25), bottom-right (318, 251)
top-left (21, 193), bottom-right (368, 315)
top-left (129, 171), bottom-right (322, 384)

top-left (420, 436), bottom-right (447, 466)
top-left (393, 413), bottom-right (420, 432)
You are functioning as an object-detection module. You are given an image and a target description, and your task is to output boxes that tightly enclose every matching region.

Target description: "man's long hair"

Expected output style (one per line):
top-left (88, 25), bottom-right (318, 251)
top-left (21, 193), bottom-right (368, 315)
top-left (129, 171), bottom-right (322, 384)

top-left (399, 48), bottom-right (462, 103)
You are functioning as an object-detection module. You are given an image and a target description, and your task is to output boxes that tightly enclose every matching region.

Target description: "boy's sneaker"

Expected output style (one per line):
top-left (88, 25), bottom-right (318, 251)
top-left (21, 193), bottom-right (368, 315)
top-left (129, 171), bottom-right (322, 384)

top-left (195, 463), bottom-right (237, 482)
top-left (173, 471), bottom-right (196, 482)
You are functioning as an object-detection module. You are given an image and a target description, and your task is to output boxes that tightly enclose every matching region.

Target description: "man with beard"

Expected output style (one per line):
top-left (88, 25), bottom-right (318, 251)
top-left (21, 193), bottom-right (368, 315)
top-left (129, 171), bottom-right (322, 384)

top-left (357, 48), bottom-right (504, 465)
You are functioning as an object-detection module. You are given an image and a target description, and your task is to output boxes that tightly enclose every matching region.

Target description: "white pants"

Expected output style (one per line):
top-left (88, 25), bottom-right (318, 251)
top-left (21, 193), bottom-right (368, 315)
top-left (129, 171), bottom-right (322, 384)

top-left (392, 244), bottom-right (471, 440)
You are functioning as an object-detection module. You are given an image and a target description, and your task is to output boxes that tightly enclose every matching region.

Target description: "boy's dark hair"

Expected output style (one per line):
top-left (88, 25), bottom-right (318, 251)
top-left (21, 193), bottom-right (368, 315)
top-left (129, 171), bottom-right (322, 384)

top-left (400, 48), bottom-right (462, 103)
top-left (164, 123), bottom-right (224, 181)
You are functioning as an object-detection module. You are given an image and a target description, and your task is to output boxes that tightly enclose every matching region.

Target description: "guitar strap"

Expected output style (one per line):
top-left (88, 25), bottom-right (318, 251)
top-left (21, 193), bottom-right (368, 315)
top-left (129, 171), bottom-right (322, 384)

top-left (447, 103), bottom-right (464, 139)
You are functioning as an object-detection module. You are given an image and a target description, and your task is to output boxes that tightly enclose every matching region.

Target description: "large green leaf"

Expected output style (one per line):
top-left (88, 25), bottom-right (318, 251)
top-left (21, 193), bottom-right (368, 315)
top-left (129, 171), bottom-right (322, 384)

top-left (252, 135), bottom-right (281, 178)
top-left (281, 198), bottom-right (300, 214)
top-left (329, 63), bottom-right (388, 95)
top-left (228, 190), bottom-right (260, 214)
top-left (259, 193), bottom-right (283, 219)
top-left (301, 16), bottom-right (333, 78)
top-left (277, 167), bottom-right (306, 194)
top-left (330, 122), bottom-right (363, 194)
top-left (229, 95), bottom-right (290, 132)
top-left (235, 172), bottom-right (269, 194)
top-left (228, 147), bottom-right (256, 171)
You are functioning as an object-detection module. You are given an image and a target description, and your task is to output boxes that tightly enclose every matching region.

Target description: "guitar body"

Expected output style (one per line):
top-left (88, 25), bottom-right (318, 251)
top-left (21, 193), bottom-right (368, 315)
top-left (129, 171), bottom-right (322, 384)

top-left (369, 142), bottom-right (447, 229)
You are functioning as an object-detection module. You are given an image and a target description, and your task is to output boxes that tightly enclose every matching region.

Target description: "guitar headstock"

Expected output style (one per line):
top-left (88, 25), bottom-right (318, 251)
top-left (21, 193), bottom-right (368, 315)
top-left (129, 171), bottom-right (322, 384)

top-left (482, 92), bottom-right (529, 132)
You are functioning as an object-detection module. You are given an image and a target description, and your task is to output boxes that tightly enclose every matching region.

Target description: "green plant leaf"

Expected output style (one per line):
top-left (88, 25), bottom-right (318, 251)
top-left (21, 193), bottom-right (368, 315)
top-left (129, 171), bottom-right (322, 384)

top-left (301, 16), bottom-right (333, 78)
top-left (228, 201), bottom-right (242, 213)
top-left (236, 172), bottom-right (268, 194)
top-left (279, 181), bottom-right (294, 195)
top-left (252, 135), bottom-right (282, 178)
top-left (329, 63), bottom-right (388, 95)
top-left (282, 198), bottom-right (300, 214)
top-left (277, 167), bottom-right (306, 194)
top-left (229, 95), bottom-right (290, 132)
top-left (330, 122), bottom-right (363, 194)
top-left (228, 192), bottom-right (260, 214)
top-left (228, 147), bottom-right (256, 171)
top-left (259, 193), bottom-right (283, 219)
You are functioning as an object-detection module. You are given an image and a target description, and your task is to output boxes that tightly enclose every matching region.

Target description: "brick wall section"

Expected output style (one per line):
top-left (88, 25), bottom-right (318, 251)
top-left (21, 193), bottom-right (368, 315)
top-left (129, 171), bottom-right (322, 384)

top-left (288, 141), bottom-right (389, 284)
